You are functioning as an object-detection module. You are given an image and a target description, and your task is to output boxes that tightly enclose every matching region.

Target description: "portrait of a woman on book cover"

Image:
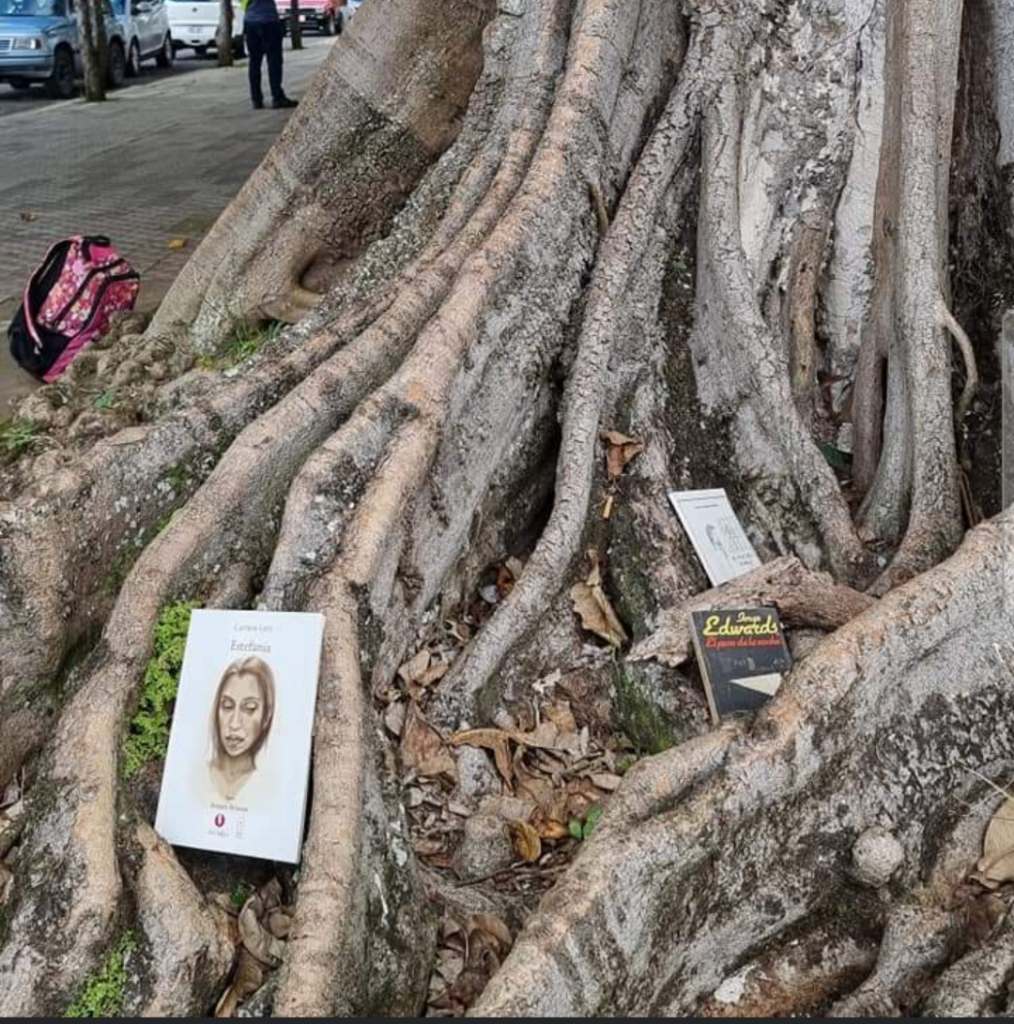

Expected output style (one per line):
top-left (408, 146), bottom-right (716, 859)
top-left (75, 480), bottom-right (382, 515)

top-left (207, 655), bottom-right (276, 802)
top-left (156, 609), bottom-right (324, 863)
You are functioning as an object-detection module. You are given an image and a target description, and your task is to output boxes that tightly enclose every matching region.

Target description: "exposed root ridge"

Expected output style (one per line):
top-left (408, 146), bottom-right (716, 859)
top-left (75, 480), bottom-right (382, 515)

top-left (939, 296), bottom-right (979, 425)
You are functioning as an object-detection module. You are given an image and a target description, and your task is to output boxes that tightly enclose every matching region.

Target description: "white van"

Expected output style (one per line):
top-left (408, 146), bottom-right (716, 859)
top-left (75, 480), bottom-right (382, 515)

top-left (167, 0), bottom-right (244, 57)
top-left (112, 0), bottom-right (174, 74)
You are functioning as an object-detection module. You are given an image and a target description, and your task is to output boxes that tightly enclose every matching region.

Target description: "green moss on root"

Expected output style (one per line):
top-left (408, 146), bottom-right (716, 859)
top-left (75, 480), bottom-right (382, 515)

top-left (121, 601), bottom-right (200, 779)
top-left (65, 931), bottom-right (135, 1018)
top-left (612, 662), bottom-right (677, 756)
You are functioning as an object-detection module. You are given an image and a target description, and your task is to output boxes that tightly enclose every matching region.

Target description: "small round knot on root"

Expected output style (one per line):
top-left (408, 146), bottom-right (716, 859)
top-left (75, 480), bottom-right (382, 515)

top-left (852, 827), bottom-right (904, 889)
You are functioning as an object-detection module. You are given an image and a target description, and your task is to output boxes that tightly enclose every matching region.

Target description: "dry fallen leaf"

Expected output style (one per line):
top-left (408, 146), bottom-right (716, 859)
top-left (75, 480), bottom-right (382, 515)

top-left (570, 561), bottom-right (628, 648)
top-left (418, 661), bottom-right (450, 687)
top-left (506, 819), bottom-right (542, 863)
top-left (451, 728), bottom-right (514, 785)
top-left (399, 649), bottom-right (431, 685)
top-left (167, 236), bottom-right (189, 250)
top-left (238, 898), bottom-right (286, 967)
top-left (19, 211), bottom-right (38, 223)
top-left (537, 819), bottom-right (571, 841)
top-left (516, 775), bottom-right (558, 816)
top-left (544, 701), bottom-right (578, 734)
top-left (403, 705), bottom-right (457, 779)
top-left (267, 909), bottom-right (292, 940)
top-left (496, 563), bottom-right (517, 597)
top-left (975, 796), bottom-right (1014, 885)
top-left (602, 430), bottom-right (645, 478)
top-left (470, 914), bottom-right (513, 955)
top-left (215, 948), bottom-right (263, 1018)
top-left (384, 701), bottom-right (407, 738)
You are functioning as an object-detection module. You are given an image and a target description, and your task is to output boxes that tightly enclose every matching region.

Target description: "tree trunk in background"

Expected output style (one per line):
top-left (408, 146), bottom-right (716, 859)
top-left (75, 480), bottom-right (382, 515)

top-left (290, 0), bottom-right (303, 50)
top-left (78, 0), bottom-right (107, 101)
top-left (1, 0), bottom-right (1012, 1016)
top-left (217, 0), bottom-right (234, 66)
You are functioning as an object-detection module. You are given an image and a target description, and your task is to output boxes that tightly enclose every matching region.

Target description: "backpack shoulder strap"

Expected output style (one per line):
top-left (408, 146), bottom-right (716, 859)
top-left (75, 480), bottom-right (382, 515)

top-left (23, 238), bottom-right (71, 352)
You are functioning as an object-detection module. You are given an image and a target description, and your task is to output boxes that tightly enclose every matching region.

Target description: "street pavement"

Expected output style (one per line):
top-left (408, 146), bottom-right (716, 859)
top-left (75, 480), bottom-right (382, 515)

top-left (0, 36), bottom-right (335, 410)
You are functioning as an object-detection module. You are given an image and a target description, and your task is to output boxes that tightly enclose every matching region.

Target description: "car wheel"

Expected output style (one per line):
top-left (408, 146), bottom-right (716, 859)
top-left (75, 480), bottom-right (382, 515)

top-left (321, 13), bottom-right (334, 35)
top-left (107, 40), bottom-right (127, 88)
top-left (156, 34), bottom-right (174, 68)
top-left (44, 47), bottom-right (76, 99)
top-left (126, 39), bottom-right (141, 77)
top-left (232, 36), bottom-right (245, 59)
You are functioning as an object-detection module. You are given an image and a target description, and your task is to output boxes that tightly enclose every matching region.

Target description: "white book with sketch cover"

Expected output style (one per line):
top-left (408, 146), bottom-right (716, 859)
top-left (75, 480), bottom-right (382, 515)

top-left (155, 610), bottom-right (325, 863)
top-left (668, 488), bottom-right (761, 586)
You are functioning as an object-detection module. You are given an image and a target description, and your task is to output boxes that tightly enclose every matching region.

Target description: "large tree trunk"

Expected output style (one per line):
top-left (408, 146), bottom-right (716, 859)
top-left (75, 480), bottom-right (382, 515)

top-left (1, 0), bottom-right (1012, 1016)
top-left (217, 0), bottom-right (235, 67)
top-left (78, 0), bottom-right (108, 102)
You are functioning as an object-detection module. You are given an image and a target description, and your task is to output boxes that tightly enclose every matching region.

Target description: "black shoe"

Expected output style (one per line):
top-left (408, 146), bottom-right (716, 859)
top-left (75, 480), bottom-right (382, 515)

top-left (272, 96), bottom-right (298, 109)
top-left (252, 99), bottom-right (265, 109)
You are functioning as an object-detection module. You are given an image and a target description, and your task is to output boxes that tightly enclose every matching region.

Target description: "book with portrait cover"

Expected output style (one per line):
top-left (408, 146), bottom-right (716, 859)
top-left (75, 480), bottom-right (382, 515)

top-left (155, 609), bottom-right (325, 863)
top-left (690, 607), bottom-right (792, 724)
top-left (668, 488), bottom-right (762, 586)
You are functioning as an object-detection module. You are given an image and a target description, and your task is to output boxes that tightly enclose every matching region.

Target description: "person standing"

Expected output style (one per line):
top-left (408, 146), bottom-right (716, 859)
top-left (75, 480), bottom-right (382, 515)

top-left (242, 0), bottom-right (298, 110)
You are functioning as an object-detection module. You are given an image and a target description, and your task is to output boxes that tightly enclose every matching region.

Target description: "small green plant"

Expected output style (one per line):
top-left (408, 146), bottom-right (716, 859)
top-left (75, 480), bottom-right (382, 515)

top-left (568, 806), bottom-right (604, 842)
top-left (65, 931), bottom-right (135, 1018)
top-left (202, 320), bottom-right (283, 370)
top-left (92, 392), bottom-right (116, 411)
top-left (231, 881), bottom-right (254, 910)
top-left (819, 442), bottom-right (850, 472)
top-left (122, 601), bottom-right (201, 779)
top-left (0, 419), bottom-right (41, 454)
top-left (163, 464), bottom-right (188, 494)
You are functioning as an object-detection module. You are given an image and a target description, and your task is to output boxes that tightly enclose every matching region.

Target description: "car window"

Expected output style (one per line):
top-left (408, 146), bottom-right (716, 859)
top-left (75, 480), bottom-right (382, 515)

top-left (0, 0), bottom-right (65, 14)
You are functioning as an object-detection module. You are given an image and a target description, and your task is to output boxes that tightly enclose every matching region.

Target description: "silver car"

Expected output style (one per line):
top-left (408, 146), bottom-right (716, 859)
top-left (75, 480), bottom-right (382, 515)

top-left (0, 0), bottom-right (129, 97)
top-left (112, 0), bottom-right (173, 75)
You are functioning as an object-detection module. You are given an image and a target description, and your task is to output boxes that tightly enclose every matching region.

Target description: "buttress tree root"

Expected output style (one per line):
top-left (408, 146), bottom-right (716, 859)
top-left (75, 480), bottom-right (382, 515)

top-left (1, 0), bottom-right (1013, 1016)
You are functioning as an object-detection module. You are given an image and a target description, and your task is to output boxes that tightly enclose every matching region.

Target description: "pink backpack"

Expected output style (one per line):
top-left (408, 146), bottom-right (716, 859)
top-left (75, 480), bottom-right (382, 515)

top-left (8, 236), bottom-right (140, 383)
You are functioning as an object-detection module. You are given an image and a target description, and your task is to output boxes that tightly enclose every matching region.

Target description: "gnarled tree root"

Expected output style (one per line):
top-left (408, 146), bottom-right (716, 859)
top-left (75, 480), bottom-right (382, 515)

top-left (629, 555), bottom-right (875, 669)
top-left (129, 824), bottom-right (236, 1018)
top-left (473, 513), bottom-right (1013, 1015)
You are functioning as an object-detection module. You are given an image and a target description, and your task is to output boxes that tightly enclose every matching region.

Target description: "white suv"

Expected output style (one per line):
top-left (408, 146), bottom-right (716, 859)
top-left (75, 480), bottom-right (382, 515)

top-left (167, 0), bottom-right (243, 58)
top-left (113, 0), bottom-right (173, 74)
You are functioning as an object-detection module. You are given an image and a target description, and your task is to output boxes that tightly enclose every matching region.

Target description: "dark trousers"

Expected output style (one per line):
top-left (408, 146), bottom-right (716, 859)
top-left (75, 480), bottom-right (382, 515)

top-left (245, 20), bottom-right (285, 105)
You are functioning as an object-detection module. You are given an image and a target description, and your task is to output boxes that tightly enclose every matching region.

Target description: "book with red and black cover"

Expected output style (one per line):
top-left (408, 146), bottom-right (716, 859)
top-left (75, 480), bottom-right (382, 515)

top-left (690, 607), bottom-right (792, 724)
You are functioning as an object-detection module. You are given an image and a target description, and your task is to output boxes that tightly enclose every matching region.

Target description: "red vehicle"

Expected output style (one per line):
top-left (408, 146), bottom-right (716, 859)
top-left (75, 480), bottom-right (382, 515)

top-left (275, 0), bottom-right (345, 36)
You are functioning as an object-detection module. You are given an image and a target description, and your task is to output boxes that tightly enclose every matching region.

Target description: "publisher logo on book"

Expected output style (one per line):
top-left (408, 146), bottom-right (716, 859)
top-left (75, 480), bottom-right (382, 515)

top-left (214, 813), bottom-right (226, 828)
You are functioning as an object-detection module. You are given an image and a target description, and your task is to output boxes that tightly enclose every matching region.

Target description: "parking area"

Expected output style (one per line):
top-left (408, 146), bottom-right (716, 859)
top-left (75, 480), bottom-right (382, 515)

top-left (0, 47), bottom-right (214, 119)
top-left (0, 35), bottom-right (335, 409)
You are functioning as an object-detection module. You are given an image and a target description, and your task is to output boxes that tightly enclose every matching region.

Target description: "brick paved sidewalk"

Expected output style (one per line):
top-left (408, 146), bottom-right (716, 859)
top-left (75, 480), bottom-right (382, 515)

top-left (0, 37), bottom-right (335, 409)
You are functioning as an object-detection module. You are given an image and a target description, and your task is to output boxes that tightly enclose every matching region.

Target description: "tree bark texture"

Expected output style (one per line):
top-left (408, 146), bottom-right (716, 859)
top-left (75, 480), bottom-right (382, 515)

top-left (1, 0), bottom-right (1012, 1016)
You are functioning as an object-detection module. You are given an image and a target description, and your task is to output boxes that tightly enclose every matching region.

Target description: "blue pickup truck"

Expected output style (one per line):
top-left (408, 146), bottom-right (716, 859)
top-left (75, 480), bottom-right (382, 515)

top-left (0, 0), bottom-right (128, 98)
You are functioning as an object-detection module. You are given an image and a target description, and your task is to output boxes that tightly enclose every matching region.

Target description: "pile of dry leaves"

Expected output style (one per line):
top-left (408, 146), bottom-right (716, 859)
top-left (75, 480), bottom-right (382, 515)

top-left (427, 911), bottom-right (515, 1016)
top-left (390, 681), bottom-right (631, 1015)
top-left (213, 878), bottom-right (293, 1017)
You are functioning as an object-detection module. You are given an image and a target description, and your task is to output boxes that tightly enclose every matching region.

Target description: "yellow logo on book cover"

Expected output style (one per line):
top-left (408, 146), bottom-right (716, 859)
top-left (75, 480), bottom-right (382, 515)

top-left (701, 611), bottom-right (780, 638)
